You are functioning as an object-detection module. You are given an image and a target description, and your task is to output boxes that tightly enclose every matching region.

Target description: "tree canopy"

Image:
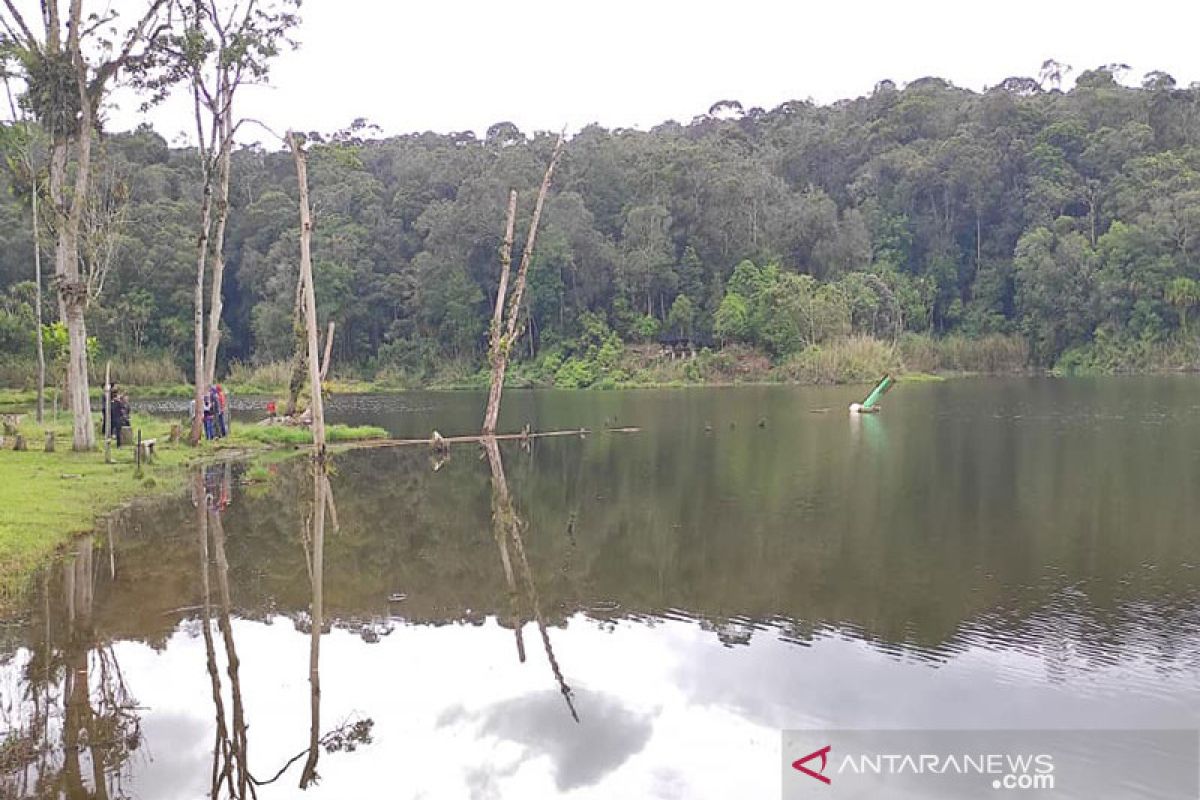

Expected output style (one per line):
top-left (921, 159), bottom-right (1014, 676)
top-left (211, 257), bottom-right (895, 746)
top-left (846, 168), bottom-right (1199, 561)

top-left (3, 66), bottom-right (1200, 381)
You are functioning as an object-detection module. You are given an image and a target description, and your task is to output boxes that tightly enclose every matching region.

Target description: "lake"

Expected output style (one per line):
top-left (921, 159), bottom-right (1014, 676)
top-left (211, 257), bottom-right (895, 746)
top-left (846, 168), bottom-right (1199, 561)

top-left (2, 377), bottom-right (1200, 798)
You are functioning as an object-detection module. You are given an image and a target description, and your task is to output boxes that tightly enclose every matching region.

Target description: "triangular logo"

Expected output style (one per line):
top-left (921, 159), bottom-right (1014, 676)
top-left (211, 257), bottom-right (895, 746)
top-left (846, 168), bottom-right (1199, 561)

top-left (792, 745), bottom-right (832, 785)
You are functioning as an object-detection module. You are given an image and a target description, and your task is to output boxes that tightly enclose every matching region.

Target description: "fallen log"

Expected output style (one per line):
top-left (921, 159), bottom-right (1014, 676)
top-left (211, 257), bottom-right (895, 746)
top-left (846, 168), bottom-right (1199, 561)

top-left (339, 426), bottom-right (641, 452)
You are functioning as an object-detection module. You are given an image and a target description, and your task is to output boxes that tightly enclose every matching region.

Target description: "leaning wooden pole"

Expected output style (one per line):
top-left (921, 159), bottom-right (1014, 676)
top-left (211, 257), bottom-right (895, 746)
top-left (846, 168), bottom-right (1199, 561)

top-left (287, 132), bottom-right (326, 457)
top-left (482, 135), bottom-right (565, 434)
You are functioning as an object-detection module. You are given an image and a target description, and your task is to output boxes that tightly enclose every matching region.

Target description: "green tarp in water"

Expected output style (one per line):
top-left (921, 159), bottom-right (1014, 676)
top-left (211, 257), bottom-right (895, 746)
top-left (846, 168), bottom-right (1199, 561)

top-left (861, 374), bottom-right (894, 409)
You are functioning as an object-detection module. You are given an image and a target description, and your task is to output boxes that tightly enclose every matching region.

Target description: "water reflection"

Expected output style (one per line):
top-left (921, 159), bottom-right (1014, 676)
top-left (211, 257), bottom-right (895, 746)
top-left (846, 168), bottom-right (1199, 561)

top-left (0, 538), bottom-right (142, 799)
top-left (194, 466), bottom-right (252, 798)
top-left (195, 459), bottom-right (371, 798)
top-left (4, 380), bottom-right (1200, 797)
top-left (483, 437), bottom-right (578, 722)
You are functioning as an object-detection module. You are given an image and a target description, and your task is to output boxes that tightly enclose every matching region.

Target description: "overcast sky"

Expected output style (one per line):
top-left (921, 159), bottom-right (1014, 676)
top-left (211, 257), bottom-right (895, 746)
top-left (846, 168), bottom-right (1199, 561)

top-left (80, 0), bottom-right (1200, 143)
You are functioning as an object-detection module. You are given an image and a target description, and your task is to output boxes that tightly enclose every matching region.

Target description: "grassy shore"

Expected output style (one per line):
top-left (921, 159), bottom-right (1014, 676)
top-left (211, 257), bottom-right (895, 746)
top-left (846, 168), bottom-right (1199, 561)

top-left (0, 410), bottom-right (385, 605)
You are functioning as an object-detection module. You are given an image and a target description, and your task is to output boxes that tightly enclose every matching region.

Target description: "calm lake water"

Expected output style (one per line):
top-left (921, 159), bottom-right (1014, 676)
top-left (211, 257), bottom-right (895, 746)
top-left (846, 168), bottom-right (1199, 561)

top-left (3, 377), bottom-right (1200, 798)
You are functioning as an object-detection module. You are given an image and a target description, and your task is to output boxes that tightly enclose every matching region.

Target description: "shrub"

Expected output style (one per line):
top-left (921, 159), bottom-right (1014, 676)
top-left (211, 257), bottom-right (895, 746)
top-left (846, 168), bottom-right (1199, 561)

top-left (554, 357), bottom-right (594, 388)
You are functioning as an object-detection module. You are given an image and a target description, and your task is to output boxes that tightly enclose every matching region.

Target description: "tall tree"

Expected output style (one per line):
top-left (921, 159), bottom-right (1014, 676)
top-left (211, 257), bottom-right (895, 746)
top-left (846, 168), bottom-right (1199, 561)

top-left (1, 0), bottom-right (170, 449)
top-left (170, 0), bottom-right (299, 443)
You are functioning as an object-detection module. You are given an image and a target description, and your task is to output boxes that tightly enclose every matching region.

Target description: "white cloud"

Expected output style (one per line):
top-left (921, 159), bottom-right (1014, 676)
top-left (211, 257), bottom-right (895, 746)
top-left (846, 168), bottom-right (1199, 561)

top-left (13, 0), bottom-right (1200, 143)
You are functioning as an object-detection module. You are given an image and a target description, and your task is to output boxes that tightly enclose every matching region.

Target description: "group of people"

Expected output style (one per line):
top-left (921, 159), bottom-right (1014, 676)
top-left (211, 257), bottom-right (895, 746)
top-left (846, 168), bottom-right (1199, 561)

top-left (189, 384), bottom-right (230, 440)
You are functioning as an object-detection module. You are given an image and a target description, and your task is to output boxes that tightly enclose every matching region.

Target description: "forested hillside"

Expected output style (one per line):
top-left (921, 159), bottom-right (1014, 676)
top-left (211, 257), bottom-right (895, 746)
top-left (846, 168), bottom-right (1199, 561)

top-left (3, 65), bottom-right (1200, 387)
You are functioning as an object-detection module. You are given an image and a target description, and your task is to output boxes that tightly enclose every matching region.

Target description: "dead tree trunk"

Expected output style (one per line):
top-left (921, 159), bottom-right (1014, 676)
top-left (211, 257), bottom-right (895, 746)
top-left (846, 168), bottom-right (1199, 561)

top-left (288, 132), bottom-right (326, 456)
top-left (482, 136), bottom-right (565, 434)
top-left (319, 321), bottom-right (335, 383)
top-left (483, 190), bottom-right (518, 434)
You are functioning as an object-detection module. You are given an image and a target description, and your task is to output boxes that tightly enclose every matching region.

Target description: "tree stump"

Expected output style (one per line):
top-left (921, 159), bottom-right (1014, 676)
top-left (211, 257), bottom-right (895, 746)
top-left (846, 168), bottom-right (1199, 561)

top-left (44, 431), bottom-right (55, 452)
top-left (13, 434), bottom-right (27, 451)
top-left (169, 424), bottom-right (181, 444)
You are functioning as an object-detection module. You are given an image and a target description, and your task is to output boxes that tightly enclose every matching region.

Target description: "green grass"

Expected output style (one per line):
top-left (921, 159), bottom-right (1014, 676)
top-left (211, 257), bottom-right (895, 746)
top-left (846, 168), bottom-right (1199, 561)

top-left (234, 423), bottom-right (388, 445)
top-left (0, 409), bottom-right (385, 606)
top-left (0, 413), bottom-right (197, 602)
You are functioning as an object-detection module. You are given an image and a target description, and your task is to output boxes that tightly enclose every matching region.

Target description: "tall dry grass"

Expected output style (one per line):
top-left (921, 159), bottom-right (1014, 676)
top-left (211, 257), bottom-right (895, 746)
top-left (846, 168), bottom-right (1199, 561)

top-left (94, 353), bottom-right (186, 386)
top-left (899, 334), bottom-right (1027, 373)
top-left (775, 336), bottom-right (901, 384)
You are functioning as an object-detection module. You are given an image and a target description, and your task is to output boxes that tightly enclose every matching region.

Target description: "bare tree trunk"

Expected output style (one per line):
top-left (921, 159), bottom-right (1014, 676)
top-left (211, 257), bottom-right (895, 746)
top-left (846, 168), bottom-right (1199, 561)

top-left (482, 137), bottom-right (565, 434)
top-left (191, 165), bottom-right (214, 444)
top-left (203, 89), bottom-right (234, 388)
top-left (288, 132), bottom-right (325, 455)
top-left (319, 321), bottom-right (335, 383)
top-left (32, 187), bottom-right (45, 424)
top-left (482, 190), bottom-right (518, 435)
top-left (61, 0), bottom-right (94, 451)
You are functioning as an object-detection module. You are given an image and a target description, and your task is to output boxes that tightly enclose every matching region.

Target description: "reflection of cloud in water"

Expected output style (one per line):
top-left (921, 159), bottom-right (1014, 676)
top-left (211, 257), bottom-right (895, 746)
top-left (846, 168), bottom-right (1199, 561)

top-left (673, 623), bottom-right (1200, 734)
top-left (130, 711), bottom-right (211, 800)
top-left (446, 689), bottom-right (653, 792)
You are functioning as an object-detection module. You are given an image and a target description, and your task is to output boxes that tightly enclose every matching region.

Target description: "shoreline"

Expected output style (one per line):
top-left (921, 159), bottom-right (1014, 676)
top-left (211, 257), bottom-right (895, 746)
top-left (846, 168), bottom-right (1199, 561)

top-left (0, 369), bottom-right (1046, 409)
top-left (0, 412), bottom-right (384, 608)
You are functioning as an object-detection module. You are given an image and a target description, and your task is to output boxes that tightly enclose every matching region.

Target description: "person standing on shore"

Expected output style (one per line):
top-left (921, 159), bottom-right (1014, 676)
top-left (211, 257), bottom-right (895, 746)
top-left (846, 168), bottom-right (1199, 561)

top-left (215, 384), bottom-right (229, 437)
top-left (202, 390), bottom-right (215, 440)
top-left (209, 384), bottom-right (226, 438)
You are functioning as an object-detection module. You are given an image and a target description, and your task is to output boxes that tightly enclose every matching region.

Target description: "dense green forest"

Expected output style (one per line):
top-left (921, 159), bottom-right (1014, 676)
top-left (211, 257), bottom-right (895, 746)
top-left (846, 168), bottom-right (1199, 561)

top-left (3, 65), bottom-right (1200, 388)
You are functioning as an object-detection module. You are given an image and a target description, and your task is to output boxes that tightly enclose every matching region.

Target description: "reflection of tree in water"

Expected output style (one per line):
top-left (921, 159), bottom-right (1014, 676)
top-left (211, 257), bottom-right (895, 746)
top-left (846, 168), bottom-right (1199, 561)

top-left (483, 437), bottom-right (579, 723)
top-left (192, 460), bottom-right (372, 799)
top-left (1, 539), bottom-right (141, 799)
top-left (194, 466), bottom-right (251, 798)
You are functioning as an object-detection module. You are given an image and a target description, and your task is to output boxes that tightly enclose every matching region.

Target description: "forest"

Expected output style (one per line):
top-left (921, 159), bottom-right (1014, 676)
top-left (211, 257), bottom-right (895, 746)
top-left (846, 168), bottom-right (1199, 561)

top-left (3, 60), bottom-right (1200, 391)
